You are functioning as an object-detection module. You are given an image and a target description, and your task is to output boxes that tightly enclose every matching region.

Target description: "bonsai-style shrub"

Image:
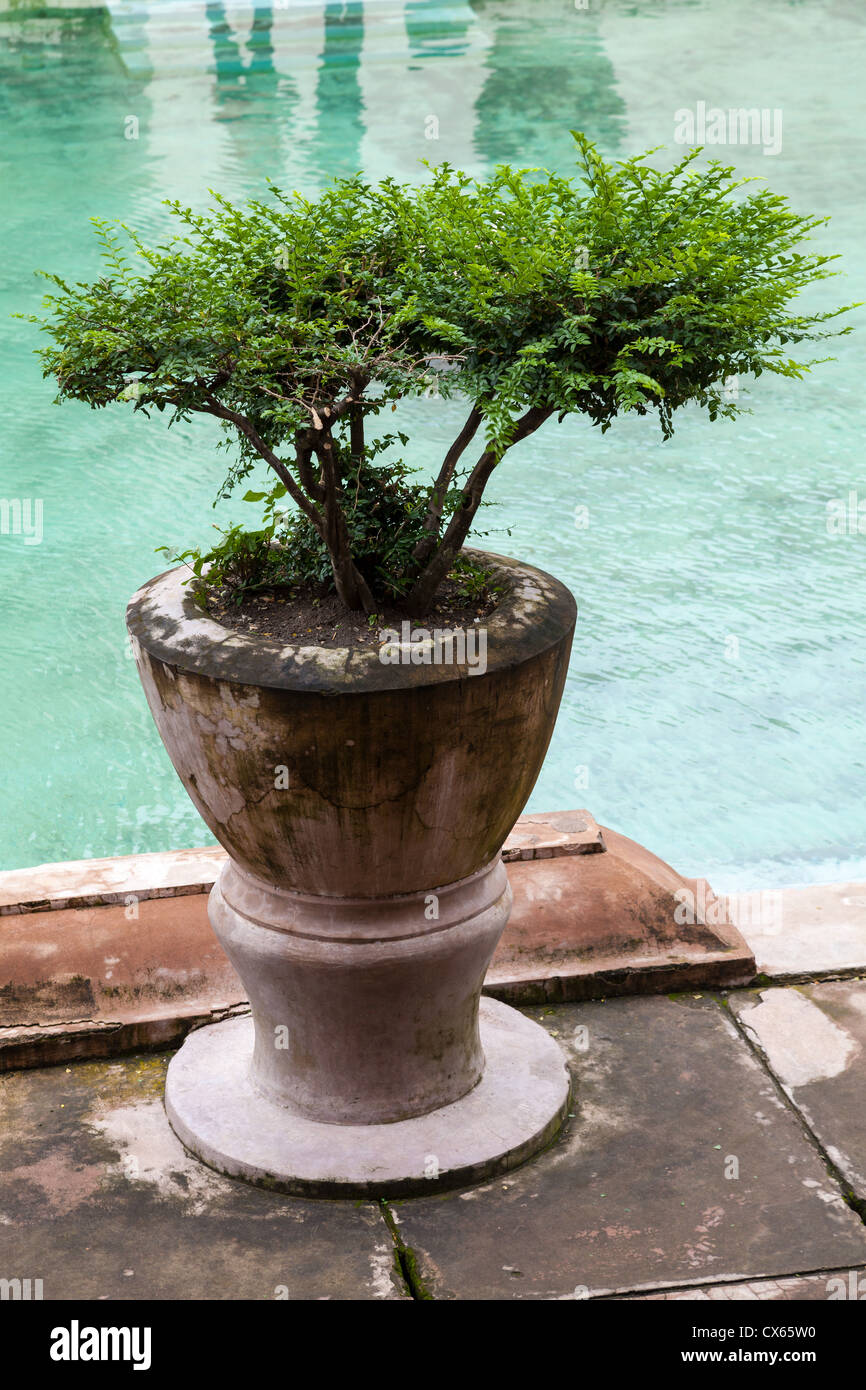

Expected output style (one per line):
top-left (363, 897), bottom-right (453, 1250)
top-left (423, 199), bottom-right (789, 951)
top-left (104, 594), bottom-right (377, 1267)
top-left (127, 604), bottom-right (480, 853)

top-left (31, 133), bottom-right (853, 616)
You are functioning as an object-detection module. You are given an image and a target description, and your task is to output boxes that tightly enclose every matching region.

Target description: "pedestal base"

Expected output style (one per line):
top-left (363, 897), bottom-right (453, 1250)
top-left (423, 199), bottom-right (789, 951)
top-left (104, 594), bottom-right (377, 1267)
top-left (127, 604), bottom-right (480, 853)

top-left (165, 998), bottom-right (570, 1198)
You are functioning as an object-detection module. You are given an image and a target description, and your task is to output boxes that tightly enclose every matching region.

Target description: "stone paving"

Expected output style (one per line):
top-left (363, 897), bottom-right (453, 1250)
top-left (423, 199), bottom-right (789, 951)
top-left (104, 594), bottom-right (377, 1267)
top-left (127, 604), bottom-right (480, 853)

top-left (618, 1271), bottom-right (866, 1301)
top-left (732, 980), bottom-right (866, 1202)
top-left (3, 981), bottom-right (866, 1300)
top-left (0, 1054), bottom-right (403, 1301)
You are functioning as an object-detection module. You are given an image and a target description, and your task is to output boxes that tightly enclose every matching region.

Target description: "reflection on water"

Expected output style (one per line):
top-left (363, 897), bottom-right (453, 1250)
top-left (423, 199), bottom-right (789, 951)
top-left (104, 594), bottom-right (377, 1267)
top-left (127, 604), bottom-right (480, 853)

top-left (0, 0), bottom-right (630, 196)
top-left (88, 0), bottom-right (627, 191)
top-left (1, 0), bottom-right (864, 890)
top-left (469, 0), bottom-right (626, 167)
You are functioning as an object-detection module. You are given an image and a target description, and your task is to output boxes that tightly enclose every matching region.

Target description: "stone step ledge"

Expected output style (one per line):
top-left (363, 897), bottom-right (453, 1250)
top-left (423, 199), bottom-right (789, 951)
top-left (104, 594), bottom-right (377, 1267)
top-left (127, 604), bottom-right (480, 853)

top-left (0, 814), bottom-right (759, 1070)
top-left (0, 810), bottom-right (606, 917)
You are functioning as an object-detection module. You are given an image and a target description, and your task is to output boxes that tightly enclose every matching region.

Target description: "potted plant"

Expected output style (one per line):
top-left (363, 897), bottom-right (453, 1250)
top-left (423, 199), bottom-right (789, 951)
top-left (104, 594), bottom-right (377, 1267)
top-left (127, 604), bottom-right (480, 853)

top-left (31, 135), bottom-right (852, 1195)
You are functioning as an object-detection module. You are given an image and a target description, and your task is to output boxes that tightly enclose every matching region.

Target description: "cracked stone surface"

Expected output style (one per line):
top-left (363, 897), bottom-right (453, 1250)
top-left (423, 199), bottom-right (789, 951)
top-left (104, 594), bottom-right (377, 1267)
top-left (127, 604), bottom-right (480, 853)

top-left (0, 1053), bottom-right (406, 1301)
top-left (619, 1269), bottom-right (866, 1300)
top-left (4, 993), bottom-right (866, 1300)
top-left (388, 996), bottom-right (866, 1299)
top-left (731, 979), bottom-right (866, 1202)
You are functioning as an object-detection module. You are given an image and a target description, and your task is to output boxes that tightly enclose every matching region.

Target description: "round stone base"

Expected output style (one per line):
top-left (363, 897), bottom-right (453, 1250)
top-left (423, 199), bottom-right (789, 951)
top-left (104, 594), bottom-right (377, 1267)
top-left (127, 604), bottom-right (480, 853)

top-left (165, 998), bottom-right (571, 1198)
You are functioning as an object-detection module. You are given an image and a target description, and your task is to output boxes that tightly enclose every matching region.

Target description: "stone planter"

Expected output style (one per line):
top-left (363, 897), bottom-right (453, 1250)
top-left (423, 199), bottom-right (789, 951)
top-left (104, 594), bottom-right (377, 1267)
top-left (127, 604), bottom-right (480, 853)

top-left (126, 549), bottom-right (575, 1195)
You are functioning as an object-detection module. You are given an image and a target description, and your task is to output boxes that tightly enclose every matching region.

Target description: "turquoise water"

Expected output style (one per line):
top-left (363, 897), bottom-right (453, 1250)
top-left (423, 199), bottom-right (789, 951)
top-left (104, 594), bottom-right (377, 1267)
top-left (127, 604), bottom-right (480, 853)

top-left (1, 0), bottom-right (864, 888)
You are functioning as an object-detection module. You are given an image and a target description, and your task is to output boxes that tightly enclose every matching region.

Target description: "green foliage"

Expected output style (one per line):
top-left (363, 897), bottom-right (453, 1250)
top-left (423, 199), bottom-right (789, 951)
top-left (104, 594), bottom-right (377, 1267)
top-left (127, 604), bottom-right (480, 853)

top-left (272, 444), bottom-right (463, 601)
top-left (160, 466), bottom-right (491, 609)
top-left (448, 554), bottom-right (505, 605)
top-left (386, 135), bottom-right (856, 444)
top-left (28, 134), bottom-right (856, 612)
top-left (156, 526), bottom-right (296, 606)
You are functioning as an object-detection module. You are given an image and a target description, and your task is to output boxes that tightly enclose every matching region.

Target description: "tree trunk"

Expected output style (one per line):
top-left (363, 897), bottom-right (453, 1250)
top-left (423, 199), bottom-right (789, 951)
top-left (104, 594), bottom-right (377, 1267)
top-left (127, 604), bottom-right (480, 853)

top-left (350, 401), bottom-right (365, 465)
top-left (317, 432), bottom-right (377, 614)
top-left (328, 538), bottom-right (376, 614)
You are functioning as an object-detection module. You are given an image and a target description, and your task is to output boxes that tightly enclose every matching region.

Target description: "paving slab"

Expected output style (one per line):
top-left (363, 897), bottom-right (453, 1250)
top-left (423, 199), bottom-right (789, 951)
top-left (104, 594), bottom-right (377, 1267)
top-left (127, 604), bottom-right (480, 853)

top-left (389, 995), bottom-right (866, 1299)
top-left (735, 882), bottom-right (866, 979)
top-left (0, 846), bottom-right (227, 917)
top-left (619, 1269), bottom-right (866, 1300)
top-left (731, 979), bottom-right (866, 1202)
top-left (501, 809), bottom-right (605, 860)
top-left (0, 1052), bottom-right (406, 1301)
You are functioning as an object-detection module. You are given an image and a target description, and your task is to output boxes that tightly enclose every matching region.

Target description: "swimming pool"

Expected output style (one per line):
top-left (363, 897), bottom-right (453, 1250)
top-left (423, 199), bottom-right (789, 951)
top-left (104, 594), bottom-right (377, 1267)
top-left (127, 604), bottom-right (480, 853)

top-left (1, 0), bottom-right (864, 888)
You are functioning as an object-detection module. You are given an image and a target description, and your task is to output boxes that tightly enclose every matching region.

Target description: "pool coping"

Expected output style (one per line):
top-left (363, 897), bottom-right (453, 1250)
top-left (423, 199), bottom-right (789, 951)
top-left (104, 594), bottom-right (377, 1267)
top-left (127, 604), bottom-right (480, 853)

top-left (0, 809), bottom-right (605, 915)
top-left (3, 809), bottom-right (862, 1072)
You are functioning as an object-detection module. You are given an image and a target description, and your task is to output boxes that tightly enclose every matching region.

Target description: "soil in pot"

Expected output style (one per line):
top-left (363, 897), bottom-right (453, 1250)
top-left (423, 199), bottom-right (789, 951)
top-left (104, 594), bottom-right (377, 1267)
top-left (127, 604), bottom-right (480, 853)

top-left (201, 575), bottom-right (501, 648)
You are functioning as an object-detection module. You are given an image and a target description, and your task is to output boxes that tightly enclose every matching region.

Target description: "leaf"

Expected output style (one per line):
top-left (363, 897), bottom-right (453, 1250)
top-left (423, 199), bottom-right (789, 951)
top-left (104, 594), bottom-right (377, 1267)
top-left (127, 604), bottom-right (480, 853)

top-left (29, 136), bottom-right (855, 609)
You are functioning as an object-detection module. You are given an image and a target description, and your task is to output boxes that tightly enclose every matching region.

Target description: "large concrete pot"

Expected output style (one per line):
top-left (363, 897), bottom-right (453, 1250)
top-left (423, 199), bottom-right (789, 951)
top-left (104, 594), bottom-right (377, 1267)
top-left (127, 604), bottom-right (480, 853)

top-left (127, 549), bottom-right (575, 1195)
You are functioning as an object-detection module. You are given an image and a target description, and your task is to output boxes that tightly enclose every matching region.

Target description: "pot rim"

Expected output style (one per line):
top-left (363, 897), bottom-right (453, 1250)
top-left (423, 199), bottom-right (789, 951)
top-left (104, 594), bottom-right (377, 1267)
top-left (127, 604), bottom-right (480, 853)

top-left (126, 547), bottom-right (576, 694)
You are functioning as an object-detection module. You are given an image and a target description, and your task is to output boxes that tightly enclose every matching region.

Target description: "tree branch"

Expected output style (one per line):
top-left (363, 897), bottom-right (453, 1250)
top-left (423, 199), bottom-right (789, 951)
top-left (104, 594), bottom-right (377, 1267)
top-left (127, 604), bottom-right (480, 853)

top-left (314, 432), bottom-right (376, 613)
top-left (294, 433), bottom-right (326, 503)
top-left (194, 390), bottom-right (326, 540)
top-left (412, 404), bottom-right (483, 565)
top-left (404, 405), bottom-right (554, 614)
top-left (349, 400), bottom-right (365, 463)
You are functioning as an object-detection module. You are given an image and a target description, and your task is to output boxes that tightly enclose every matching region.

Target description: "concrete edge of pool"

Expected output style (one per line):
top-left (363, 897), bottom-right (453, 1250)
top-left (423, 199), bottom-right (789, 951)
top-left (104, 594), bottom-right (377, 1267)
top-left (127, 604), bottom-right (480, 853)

top-left (1, 807), bottom-right (863, 1072)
